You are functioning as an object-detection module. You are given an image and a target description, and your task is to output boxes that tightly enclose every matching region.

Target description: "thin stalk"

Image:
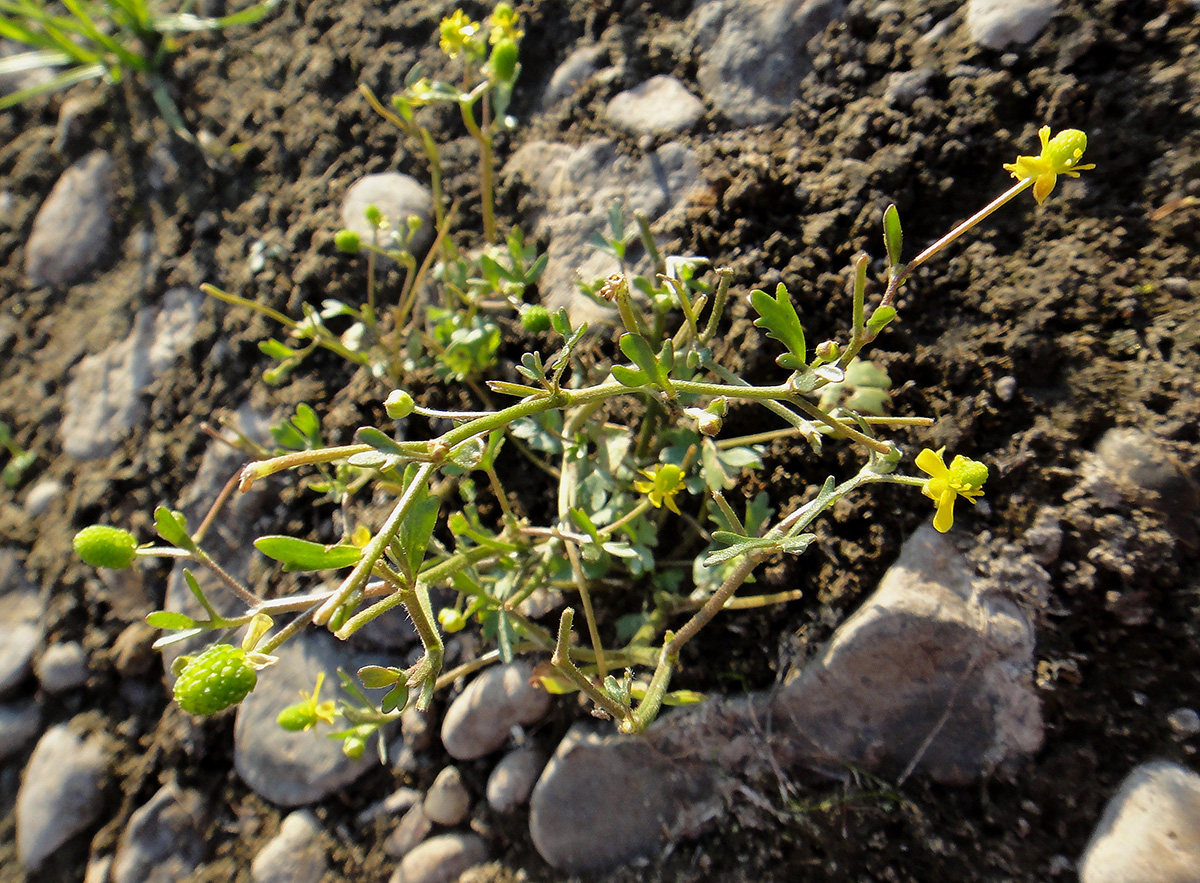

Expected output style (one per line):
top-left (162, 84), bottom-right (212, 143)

top-left (458, 96), bottom-right (497, 243)
top-left (552, 609), bottom-right (630, 724)
top-left (563, 539), bottom-right (606, 680)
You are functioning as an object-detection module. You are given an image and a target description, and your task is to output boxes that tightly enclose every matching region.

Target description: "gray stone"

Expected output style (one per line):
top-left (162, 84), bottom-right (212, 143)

top-left (35, 641), bottom-right (89, 693)
top-left (110, 783), bottom-right (207, 883)
top-left (1088, 428), bottom-right (1198, 512)
top-left (440, 661), bottom-right (551, 760)
top-left (384, 803), bottom-right (433, 859)
top-left (884, 68), bottom-right (933, 109)
top-left (1079, 761), bottom-right (1200, 883)
top-left (252, 810), bottom-right (329, 883)
top-left (357, 786), bottom-right (422, 826)
top-left (503, 139), bottom-right (702, 324)
top-left (60, 288), bottom-right (204, 460)
top-left (0, 556), bottom-right (40, 696)
top-left (25, 150), bottom-right (115, 285)
top-left (22, 479), bottom-right (64, 517)
top-left (967, 0), bottom-right (1060, 50)
top-left (486, 747), bottom-right (545, 812)
top-left (606, 76), bottom-right (703, 135)
top-left (16, 723), bottom-right (110, 871)
top-left (1167, 708), bottom-right (1200, 737)
top-left (234, 631), bottom-right (400, 807)
top-left (390, 833), bottom-right (488, 883)
top-left (690, 0), bottom-right (846, 125)
top-left (423, 765), bottom-right (470, 826)
top-left (341, 173), bottom-right (434, 256)
top-left (0, 700), bottom-right (41, 760)
top-left (529, 724), bottom-right (723, 873)
top-left (772, 525), bottom-right (1042, 783)
top-left (543, 45), bottom-right (605, 107)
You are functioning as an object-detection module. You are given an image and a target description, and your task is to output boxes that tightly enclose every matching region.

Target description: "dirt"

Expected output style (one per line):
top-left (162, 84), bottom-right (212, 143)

top-left (1, 0), bottom-right (1199, 880)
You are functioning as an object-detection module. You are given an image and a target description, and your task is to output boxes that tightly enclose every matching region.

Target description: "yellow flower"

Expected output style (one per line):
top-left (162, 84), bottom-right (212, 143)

top-left (633, 464), bottom-right (687, 515)
top-left (439, 10), bottom-right (483, 59)
top-left (275, 673), bottom-right (338, 731)
top-left (489, 3), bottom-right (523, 43)
top-left (915, 447), bottom-right (988, 533)
top-left (1003, 126), bottom-right (1095, 205)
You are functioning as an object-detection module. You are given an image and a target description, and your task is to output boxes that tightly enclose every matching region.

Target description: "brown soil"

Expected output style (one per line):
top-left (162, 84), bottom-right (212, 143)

top-left (1, 0), bottom-right (1199, 881)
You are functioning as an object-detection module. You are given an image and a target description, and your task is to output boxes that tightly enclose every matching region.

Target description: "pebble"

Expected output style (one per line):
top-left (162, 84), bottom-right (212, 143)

top-left (22, 478), bottom-right (64, 517)
top-left (234, 631), bottom-right (401, 807)
top-left (357, 786), bottom-right (422, 826)
top-left (966, 0), bottom-right (1060, 50)
top-left (110, 783), bottom-right (208, 883)
top-left (994, 375), bottom-right (1018, 402)
top-left (1070, 428), bottom-right (1199, 516)
top-left (605, 76), bottom-right (703, 135)
top-left (59, 288), bottom-right (204, 460)
top-left (390, 832), bottom-right (488, 883)
top-left (884, 68), bottom-right (933, 108)
top-left (773, 525), bottom-right (1043, 783)
top-left (1167, 708), bottom-right (1200, 737)
top-left (0, 700), bottom-right (41, 760)
top-left (440, 661), bottom-right (551, 760)
top-left (486, 747), bottom-right (546, 813)
top-left (25, 150), bottom-right (116, 285)
top-left (384, 803), bottom-right (433, 859)
top-left (340, 173), bottom-right (434, 256)
top-left (35, 641), bottom-right (89, 693)
top-left (16, 723), bottom-right (110, 871)
top-left (423, 765), bottom-right (471, 825)
top-left (1078, 761), bottom-right (1200, 883)
top-left (529, 723), bottom-right (722, 873)
top-left (690, 0), bottom-right (846, 124)
top-left (0, 558), bottom-right (41, 696)
top-left (251, 810), bottom-right (329, 883)
top-left (542, 44), bottom-right (605, 107)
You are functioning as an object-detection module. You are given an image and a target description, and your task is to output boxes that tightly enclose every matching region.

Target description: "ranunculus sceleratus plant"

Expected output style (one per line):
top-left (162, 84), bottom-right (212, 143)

top-left (74, 4), bottom-right (1092, 756)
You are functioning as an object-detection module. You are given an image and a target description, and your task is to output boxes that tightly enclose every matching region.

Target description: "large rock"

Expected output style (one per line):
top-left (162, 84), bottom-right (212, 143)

top-left (771, 525), bottom-right (1043, 783)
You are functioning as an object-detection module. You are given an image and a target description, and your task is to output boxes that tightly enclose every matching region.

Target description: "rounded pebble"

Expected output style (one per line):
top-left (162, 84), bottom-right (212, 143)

top-left (440, 662), bottom-right (551, 760)
top-left (35, 641), bottom-right (89, 693)
top-left (606, 76), bottom-right (704, 136)
top-left (252, 810), bottom-right (329, 883)
top-left (487, 747), bottom-right (546, 813)
top-left (341, 173), bottom-right (434, 257)
top-left (384, 803), bottom-right (433, 859)
top-left (390, 833), bottom-right (488, 883)
top-left (22, 479), bottom-right (63, 517)
top-left (1167, 707), bottom-right (1200, 737)
top-left (0, 700), bottom-right (41, 760)
top-left (423, 765), bottom-right (471, 826)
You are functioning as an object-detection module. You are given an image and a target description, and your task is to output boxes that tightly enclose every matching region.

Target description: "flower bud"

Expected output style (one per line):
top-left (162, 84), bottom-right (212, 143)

top-left (334, 229), bottom-right (360, 254)
top-left (385, 390), bottom-right (415, 419)
top-left (489, 38), bottom-right (519, 82)
top-left (815, 340), bottom-right (840, 361)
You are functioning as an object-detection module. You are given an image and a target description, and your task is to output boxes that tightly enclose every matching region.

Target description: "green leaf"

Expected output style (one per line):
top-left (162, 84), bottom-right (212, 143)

top-left (355, 426), bottom-right (407, 456)
top-left (381, 682), bottom-right (409, 714)
top-left (254, 536), bottom-right (363, 572)
top-left (883, 204), bottom-right (903, 267)
top-left (750, 283), bottom-right (806, 367)
top-left (154, 506), bottom-right (196, 552)
top-left (866, 305), bottom-right (897, 336)
top-left (611, 364), bottom-right (649, 387)
top-left (357, 665), bottom-right (400, 688)
top-left (146, 611), bottom-right (196, 630)
top-left (618, 333), bottom-right (662, 382)
top-left (397, 465), bottom-right (440, 575)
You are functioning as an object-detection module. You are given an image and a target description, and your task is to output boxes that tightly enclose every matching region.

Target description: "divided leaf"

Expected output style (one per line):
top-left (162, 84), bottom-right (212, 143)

top-left (750, 283), bottom-right (807, 369)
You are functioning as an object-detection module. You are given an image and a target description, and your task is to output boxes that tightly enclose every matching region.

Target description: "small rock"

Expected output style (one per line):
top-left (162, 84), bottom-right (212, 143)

top-left (994, 375), bottom-right (1018, 402)
top-left (529, 724), bottom-right (722, 873)
top-left (401, 706), bottom-right (434, 752)
top-left (690, 0), bottom-right (847, 125)
top-left (1159, 277), bottom-right (1192, 297)
top-left (772, 525), bottom-right (1043, 783)
top-left (1095, 428), bottom-right (1197, 509)
top-left (543, 45), bottom-right (605, 107)
top-left (384, 803), bottom-right (433, 859)
top-left (357, 786), bottom-right (422, 826)
top-left (0, 564), bottom-right (41, 696)
top-left (440, 661), bottom-right (551, 760)
top-left (0, 700), bottom-right (41, 760)
top-left (967, 0), bottom-right (1060, 50)
top-left (884, 68), bottom-right (933, 108)
top-left (60, 289), bottom-right (204, 460)
top-left (390, 833), bottom-right (488, 883)
top-left (251, 810), bottom-right (329, 883)
top-left (340, 173), bottom-right (434, 256)
top-left (112, 621), bottom-right (158, 678)
top-left (25, 150), bottom-right (115, 285)
top-left (424, 766), bottom-right (470, 826)
top-left (606, 76), bottom-right (703, 135)
top-left (1078, 761), bottom-right (1200, 883)
top-left (1167, 708), bottom-right (1200, 737)
top-left (234, 631), bottom-right (401, 807)
top-left (22, 479), bottom-right (63, 517)
top-left (16, 723), bottom-right (110, 871)
top-left (486, 747), bottom-right (545, 812)
top-left (35, 641), bottom-right (89, 693)
top-left (110, 783), bottom-right (207, 883)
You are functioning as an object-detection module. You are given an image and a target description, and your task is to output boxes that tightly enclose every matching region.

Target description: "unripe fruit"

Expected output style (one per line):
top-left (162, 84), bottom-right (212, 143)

top-left (73, 525), bottom-right (138, 569)
top-left (173, 644), bottom-right (257, 715)
top-left (334, 229), bottom-right (361, 254)
top-left (520, 304), bottom-right (551, 333)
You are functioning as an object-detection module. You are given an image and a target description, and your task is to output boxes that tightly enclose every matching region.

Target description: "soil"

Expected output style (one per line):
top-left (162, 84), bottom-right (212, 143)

top-left (2, 0), bottom-right (1199, 881)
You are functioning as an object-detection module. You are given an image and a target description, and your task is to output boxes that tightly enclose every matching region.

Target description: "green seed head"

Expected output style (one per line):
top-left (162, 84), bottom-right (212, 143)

top-left (73, 525), bottom-right (138, 569)
top-left (334, 229), bottom-right (361, 254)
top-left (520, 304), bottom-right (551, 333)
